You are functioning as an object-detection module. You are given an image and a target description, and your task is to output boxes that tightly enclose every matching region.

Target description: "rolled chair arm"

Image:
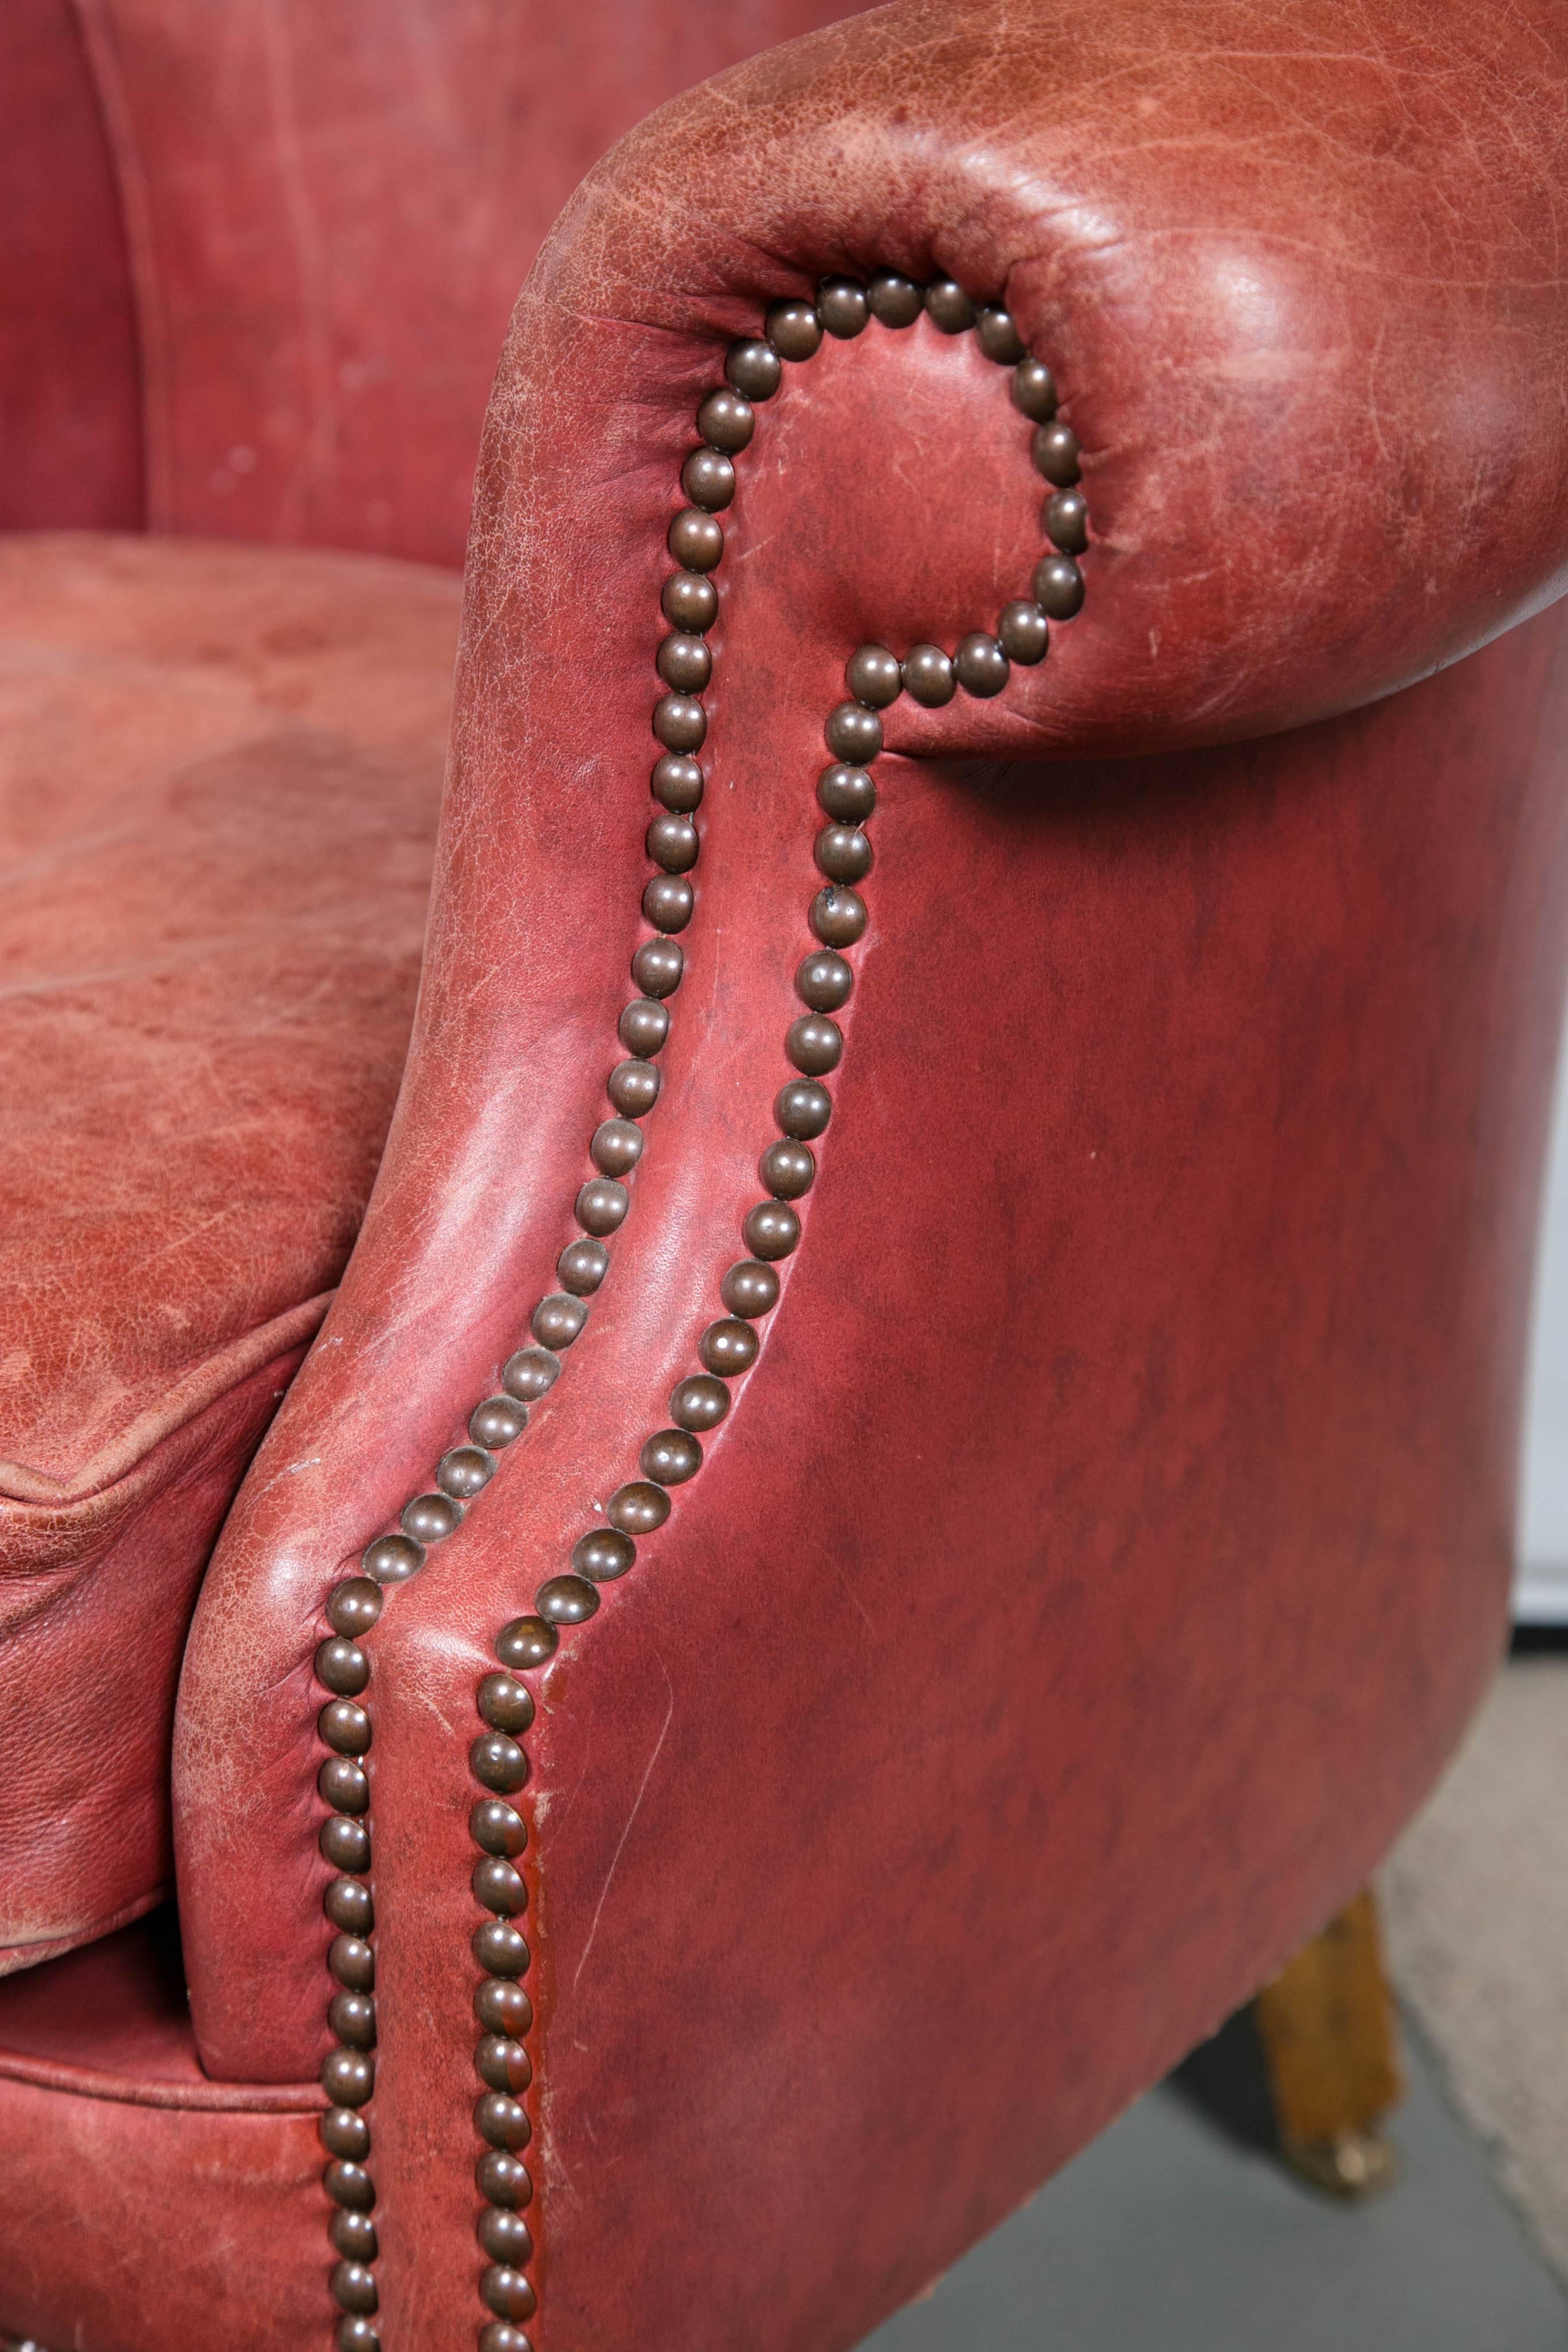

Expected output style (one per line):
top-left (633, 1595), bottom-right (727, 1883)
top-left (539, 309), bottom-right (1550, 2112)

top-left (172, 0), bottom-right (1568, 2340)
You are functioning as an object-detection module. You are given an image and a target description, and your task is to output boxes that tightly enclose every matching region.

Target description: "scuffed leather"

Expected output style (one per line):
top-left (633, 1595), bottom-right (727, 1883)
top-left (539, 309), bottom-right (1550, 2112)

top-left (0, 534), bottom-right (456, 1967)
top-left (0, 1908), bottom-right (318, 2109)
top-left (0, 2091), bottom-right (324, 2352)
top-left (181, 0), bottom-right (1568, 2071)
top-left (173, 3), bottom-right (1568, 2343)
top-left (0, 1919), bottom-right (323, 2352)
top-left (305, 607), bottom-right (1568, 2352)
top-left (76, 0), bottom-right (853, 563)
top-left (0, 1), bottom-right (1558, 2346)
top-left (1, 1346), bottom-right (312, 1981)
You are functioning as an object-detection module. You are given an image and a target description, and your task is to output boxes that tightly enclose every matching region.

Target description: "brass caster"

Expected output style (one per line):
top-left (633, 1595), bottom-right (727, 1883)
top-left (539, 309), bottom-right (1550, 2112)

top-left (1281, 2128), bottom-right (1401, 2201)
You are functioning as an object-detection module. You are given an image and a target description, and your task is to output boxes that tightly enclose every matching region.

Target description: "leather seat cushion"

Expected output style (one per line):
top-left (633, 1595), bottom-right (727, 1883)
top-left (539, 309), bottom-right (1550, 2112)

top-left (0, 531), bottom-right (456, 1971)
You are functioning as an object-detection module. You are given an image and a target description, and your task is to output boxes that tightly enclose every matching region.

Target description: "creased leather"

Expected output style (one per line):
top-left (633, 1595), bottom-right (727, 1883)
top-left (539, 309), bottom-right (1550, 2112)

top-left (180, 0), bottom-right (1568, 2080)
top-left (174, 5), bottom-right (1568, 2346)
top-left (1, 1298), bottom-right (328, 1507)
top-left (0, 1346), bottom-right (311, 1975)
top-left (4, 1), bottom-right (1566, 2346)
top-left (0, 533), bottom-right (456, 1965)
top-left (0, 1910), bottom-right (320, 2110)
top-left (344, 603), bottom-right (1568, 2352)
top-left (0, 1919), bottom-right (321, 2351)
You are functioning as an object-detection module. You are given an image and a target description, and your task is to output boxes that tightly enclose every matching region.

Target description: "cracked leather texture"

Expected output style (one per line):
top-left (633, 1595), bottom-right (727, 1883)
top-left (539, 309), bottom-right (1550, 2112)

top-left (164, 2), bottom-right (1568, 2347)
top-left (4, 0), bottom-right (1568, 2346)
top-left (0, 533), bottom-right (456, 1974)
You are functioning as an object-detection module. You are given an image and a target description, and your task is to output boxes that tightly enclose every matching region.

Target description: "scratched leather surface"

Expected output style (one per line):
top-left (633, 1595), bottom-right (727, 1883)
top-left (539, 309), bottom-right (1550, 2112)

top-left (0, 0), bottom-right (1551, 2342)
top-left (0, 1913), bottom-right (327, 2348)
top-left (0, 534), bottom-right (456, 1971)
top-left (162, 5), bottom-right (1568, 2346)
top-left (0, 2079), bottom-right (326, 2352)
top-left (375, 620), bottom-right (1568, 2352)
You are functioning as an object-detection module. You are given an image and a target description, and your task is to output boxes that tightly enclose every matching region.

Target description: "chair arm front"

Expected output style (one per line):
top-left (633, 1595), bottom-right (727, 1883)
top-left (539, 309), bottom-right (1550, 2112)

top-left (170, 2), bottom-right (1568, 2343)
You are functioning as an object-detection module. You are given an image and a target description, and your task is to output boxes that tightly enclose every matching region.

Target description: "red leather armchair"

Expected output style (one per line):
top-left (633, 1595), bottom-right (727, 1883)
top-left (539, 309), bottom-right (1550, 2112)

top-left (3, 3), bottom-right (1567, 2347)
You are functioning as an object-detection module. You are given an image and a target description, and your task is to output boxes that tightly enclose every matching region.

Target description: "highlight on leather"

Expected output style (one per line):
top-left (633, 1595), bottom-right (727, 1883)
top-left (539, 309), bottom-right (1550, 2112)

top-left (305, 265), bottom-right (1091, 2352)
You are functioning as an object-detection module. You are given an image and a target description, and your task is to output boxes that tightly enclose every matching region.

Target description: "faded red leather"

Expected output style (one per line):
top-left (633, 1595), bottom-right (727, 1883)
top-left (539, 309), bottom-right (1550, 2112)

top-left (0, 1914), bottom-right (326, 2347)
top-left (0, 1907), bottom-right (313, 2107)
top-left (0, 2089), bottom-right (323, 2352)
top-left (181, 0), bottom-right (1568, 2066)
top-left (0, 1910), bottom-right (322, 2352)
top-left (74, 0), bottom-right (852, 564)
top-left (155, 2), bottom-right (1568, 2347)
top-left (0, 0), bottom-right (142, 532)
top-left (360, 612), bottom-right (1568, 2351)
top-left (0, 534), bottom-right (456, 1970)
top-left (2, 1), bottom-right (1566, 2349)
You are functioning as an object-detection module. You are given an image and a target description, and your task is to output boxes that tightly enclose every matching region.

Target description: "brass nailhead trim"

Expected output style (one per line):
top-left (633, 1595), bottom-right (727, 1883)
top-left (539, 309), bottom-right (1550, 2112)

top-left (307, 271), bottom-right (1089, 2352)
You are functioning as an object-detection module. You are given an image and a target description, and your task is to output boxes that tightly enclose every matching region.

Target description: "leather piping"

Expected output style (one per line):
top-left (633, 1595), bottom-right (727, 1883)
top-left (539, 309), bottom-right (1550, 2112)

top-left (0, 1886), bottom-right (169, 1982)
top-left (0, 2050), bottom-right (322, 2114)
top-left (0, 1295), bottom-right (331, 1506)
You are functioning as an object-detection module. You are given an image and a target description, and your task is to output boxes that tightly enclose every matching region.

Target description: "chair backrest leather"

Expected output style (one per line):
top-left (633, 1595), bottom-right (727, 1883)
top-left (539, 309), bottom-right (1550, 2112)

top-left (9, 0), bottom-right (855, 566)
top-left (0, 0), bottom-right (142, 532)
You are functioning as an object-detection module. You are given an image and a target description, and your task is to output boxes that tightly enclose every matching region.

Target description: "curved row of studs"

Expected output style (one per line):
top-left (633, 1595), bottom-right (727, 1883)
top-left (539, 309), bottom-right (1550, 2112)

top-left (304, 266), bottom-right (1085, 2350)
top-left (457, 268), bottom-right (1088, 2352)
top-left (303, 289), bottom-right (752, 2345)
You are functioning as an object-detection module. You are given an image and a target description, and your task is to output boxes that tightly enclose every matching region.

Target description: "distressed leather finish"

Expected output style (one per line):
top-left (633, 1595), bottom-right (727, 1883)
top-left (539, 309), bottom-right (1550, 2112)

top-left (0, 2089), bottom-right (323, 2352)
top-left (0, 1917), bottom-right (323, 2352)
top-left (181, 0), bottom-right (1568, 2048)
top-left (158, 2), bottom-right (1568, 2347)
top-left (3, 0), bottom-right (1567, 2347)
top-left (73, 0), bottom-right (852, 563)
top-left (364, 612), bottom-right (1568, 2351)
top-left (0, 534), bottom-right (455, 1972)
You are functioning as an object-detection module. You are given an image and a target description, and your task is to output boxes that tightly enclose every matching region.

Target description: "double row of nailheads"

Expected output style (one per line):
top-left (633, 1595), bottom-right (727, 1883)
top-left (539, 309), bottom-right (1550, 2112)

top-left (308, 266), bottom-right (1087, 2352)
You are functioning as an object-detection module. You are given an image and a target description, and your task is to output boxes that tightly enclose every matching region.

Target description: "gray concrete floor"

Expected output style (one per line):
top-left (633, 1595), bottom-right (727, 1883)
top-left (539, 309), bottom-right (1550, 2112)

top-left (863, 2017), bottom-right (1568, 2351)
top-left (1385, 1649), bottom-right (1568, 2278)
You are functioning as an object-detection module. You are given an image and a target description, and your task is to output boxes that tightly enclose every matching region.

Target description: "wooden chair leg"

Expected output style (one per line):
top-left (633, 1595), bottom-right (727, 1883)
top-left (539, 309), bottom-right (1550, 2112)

top-left (1251, 1886), bottom-right (1405, 2198)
